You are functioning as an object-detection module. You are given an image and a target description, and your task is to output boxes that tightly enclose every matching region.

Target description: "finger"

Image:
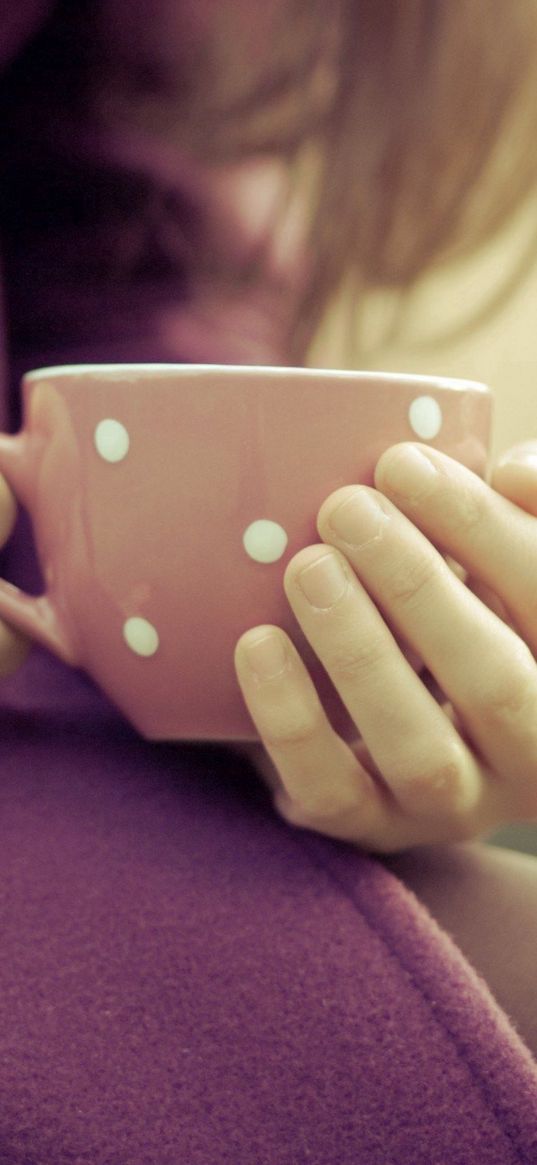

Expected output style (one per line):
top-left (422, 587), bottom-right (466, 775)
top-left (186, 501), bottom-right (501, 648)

top-left (234, 624), bottom-right (487, 852)
top-left (0, 474), bottom-right (17, 548)
top-left (465, 576), bottom-right (516, 630)
top-left (282, 545), bottom-right (485, 824)
top-left (234, 623), bottom-right (377, 817)
top-left (0, 474), bottom-right (29, 672)
top-left (316, 483), bottom-right (537, 803)
top-left (491, 444), bottom-right (537, 516)
top-left (373, 443), bottom-right (537, 656)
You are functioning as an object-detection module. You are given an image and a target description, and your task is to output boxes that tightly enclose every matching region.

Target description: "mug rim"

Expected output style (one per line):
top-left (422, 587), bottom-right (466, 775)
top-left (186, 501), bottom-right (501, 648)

top-left (24, 364), bottom-right (491, 394)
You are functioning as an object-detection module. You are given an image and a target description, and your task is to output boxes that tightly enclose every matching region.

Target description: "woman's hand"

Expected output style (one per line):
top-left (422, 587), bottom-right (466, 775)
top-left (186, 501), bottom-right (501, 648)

top-left (0, 474), bottom-right (30, 676)
top-left (234, 441), bottom-right (537, 853)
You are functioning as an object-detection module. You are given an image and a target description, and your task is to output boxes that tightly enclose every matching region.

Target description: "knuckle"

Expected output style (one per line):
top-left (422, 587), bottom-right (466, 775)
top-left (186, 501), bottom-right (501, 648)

top-left (275, 795), bottom-right (305, 827)
top-left (472, 642), bottom-right (537, 725)
top-left (383, 551), bottom-right (439, 609)
top-left (444, 481), bottom-right (484, 537)
top-left (398, 743), bottom-right (469, 817)
top-left (328, 631), bottom-right (390, 684)
top-left (271, 737), bottom-right (362, 825)
top-left (263, 707), bottom-right (325, 753)
top-left (282, 789), bottom-right (351, 824)
top-left (445, 812), bottom-right (486, 844)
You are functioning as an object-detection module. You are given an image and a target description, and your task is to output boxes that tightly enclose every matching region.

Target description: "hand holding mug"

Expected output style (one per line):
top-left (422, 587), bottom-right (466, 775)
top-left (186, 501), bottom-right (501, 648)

top-left (235, 440), bottom-right (537, 852)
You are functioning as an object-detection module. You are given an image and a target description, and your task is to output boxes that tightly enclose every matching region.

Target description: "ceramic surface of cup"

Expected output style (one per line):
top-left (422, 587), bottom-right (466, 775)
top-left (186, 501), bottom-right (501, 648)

top-left (0, 364), bottom-right (493, 741)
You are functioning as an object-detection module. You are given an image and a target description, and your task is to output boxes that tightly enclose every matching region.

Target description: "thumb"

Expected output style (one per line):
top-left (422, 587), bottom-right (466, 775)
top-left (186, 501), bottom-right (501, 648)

top-left (0, 473), bottom-right (31, 676)
top-left (490, 440), bottom-right (537, 516)
top-left (0, 473), bottom-right (17, 548)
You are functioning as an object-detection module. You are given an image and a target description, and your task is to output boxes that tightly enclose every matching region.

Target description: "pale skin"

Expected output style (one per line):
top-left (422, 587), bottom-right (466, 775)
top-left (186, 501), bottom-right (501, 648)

top-left (234, 440), bottom-right (537, 854)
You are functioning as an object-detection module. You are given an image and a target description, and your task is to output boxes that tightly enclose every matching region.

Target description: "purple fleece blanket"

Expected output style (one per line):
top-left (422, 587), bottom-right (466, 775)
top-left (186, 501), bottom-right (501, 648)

top-left (0, 5), bottom-right (536, 1162)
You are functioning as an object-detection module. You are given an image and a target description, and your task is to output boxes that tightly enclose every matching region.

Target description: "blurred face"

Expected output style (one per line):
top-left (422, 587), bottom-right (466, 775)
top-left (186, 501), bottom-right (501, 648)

top-left (97, 1), bottom-right (205, 67)
top-left (96, 1), bottom-right (288, 73)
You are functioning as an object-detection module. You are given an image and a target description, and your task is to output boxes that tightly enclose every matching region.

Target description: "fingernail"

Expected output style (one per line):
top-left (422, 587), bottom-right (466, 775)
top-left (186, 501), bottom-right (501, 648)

top-left (498, 445), bottom-right (537, 470)
top-left (243, 633), bottom-right (288, 680)
top-left (379, 445), bottom-right (438, 497)
top-left (298, 554), bottom-right (347, 609)
top-left (328, 489), bottom-right (388, 548)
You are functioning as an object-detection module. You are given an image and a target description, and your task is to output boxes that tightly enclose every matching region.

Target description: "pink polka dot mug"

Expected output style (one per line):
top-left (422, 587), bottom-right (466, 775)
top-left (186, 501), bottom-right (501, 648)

top-left (0, 364), bottom-right (492, 741)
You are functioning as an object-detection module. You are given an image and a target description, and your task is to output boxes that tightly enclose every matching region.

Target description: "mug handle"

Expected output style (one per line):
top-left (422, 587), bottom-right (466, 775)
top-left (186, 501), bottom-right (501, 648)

top-left (0, 432), bottom-right (77, 665)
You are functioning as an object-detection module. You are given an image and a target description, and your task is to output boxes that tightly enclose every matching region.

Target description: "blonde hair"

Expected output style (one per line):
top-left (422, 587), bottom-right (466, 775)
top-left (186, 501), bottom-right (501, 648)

top-left (6, 1), bottom-right (537, 362)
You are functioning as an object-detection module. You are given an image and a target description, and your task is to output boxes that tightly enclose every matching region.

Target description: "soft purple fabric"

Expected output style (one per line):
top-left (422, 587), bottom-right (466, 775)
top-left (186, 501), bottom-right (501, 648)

top-left (2, 719), bottom-right (537, 1165)
top-left (1, 6), bottom-right (537, 1162)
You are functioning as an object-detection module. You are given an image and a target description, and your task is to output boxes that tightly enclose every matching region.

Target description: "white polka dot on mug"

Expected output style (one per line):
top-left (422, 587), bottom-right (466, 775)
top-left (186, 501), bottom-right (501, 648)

top-left (408, 396), bottom-right (443, 440)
